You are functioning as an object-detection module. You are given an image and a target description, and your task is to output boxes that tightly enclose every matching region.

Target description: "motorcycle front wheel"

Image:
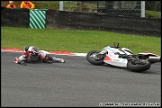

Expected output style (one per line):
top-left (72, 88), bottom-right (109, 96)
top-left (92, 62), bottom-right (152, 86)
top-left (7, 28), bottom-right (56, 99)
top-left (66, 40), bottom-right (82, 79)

top-left (127, 59), bottom-right (151, 72)
top-left (86, 50), bottom-right (105, 65)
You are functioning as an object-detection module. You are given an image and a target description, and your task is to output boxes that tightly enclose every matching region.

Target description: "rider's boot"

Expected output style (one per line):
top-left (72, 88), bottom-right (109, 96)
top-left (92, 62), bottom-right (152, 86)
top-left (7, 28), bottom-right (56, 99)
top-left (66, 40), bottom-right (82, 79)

top-left (52, 57), bottom-right (65, 63)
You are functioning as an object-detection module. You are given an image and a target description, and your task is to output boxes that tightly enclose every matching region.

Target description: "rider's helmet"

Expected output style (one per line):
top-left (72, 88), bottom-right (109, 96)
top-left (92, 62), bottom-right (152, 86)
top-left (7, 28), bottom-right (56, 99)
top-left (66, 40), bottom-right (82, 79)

top-left (24, 46), bottom-right (29, 52)
top-left (28, 46), bottom-right (39, 56)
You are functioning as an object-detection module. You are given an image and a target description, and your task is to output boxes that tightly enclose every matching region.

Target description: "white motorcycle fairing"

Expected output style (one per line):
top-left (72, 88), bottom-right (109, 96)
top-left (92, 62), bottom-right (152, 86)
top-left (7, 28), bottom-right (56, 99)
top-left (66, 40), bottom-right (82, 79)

top-left (101, 46), bottom-right (133, 68)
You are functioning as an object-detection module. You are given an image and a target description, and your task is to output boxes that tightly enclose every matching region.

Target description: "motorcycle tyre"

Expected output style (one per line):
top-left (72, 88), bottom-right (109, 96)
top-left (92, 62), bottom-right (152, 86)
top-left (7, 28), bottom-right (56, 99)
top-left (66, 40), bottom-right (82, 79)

top-left (86, 50), bottom-right (105, 65)
top-left (127, 60), bottom-right (151, 72)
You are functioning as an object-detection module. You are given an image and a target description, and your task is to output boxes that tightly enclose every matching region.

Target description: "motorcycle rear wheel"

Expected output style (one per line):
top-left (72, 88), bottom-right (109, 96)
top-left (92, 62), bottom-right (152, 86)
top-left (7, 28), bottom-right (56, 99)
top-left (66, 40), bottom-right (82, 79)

top-left (127, 59), bottom-right (151, 72)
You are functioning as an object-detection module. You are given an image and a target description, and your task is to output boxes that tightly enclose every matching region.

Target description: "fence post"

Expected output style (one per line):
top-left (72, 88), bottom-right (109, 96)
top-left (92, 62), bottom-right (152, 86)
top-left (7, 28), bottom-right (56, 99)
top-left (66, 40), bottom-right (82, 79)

top-left (59, 1), bottom-right (64, 11)
top-left (141, 1), bottom-right (145, 17)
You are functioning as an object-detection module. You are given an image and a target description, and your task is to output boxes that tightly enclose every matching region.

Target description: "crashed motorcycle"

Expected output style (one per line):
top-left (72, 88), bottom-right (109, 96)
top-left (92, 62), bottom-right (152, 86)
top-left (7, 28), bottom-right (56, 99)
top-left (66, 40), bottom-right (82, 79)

top-left (86, 43), bottom-right (161, 72)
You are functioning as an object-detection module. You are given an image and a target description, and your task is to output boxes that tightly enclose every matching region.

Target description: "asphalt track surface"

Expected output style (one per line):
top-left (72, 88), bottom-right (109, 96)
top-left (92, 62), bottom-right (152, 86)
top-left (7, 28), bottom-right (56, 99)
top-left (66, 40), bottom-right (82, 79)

top-left (1, 52), bottom-right (161, 107)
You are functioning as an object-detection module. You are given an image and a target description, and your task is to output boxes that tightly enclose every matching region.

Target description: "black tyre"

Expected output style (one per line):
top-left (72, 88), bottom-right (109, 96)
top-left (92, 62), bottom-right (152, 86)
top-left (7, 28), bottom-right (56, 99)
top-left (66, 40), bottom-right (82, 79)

top-left (86, 50), bottom-right (105, 65)
top-left (127, 60), bottom-right (151, 72)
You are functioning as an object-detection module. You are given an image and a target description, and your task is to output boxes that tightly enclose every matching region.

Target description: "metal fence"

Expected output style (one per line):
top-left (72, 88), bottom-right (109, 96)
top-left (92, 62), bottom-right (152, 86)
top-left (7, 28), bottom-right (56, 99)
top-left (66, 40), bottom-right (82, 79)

top-left (145, 1), bottom-right (161, 11)
top-left (62, 1), bottom-right (161, 17)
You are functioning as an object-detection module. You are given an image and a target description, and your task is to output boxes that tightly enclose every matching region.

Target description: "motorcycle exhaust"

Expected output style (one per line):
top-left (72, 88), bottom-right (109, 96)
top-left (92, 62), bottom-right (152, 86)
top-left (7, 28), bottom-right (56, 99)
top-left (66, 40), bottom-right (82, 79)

top-left (147, 56), bottom-right (161, 62)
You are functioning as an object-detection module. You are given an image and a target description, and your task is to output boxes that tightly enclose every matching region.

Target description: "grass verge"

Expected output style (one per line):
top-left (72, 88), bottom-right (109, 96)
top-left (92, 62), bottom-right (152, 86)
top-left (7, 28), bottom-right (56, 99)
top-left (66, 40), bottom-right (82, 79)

top-left (1, 27), bottom-right (161, 55)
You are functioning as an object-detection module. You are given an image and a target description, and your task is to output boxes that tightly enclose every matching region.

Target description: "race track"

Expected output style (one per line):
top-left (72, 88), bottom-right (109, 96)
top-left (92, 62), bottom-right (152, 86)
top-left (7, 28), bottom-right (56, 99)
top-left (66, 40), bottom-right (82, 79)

top-left (1, 52), bottom-right (161, 107)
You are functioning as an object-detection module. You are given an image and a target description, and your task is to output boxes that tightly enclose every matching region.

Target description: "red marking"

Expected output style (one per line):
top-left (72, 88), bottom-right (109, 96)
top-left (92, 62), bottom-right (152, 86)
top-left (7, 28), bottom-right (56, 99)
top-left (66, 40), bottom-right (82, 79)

top-left (140, 52), bottom-right (159, 56)
top-left (22, 52), bottom-right (29, 59)
top-left (39, 54), bottom-right (44, 60)
top-left (104, 55), bottom-right (111, 61)
top-left (1, 48), bottom-right (23, 51)
top-left (45, 55), bottom-right (49, 59)
top-left (50, 51), bottom-right (74, 55)
top-left (143, 51), bottom-right (155, 54)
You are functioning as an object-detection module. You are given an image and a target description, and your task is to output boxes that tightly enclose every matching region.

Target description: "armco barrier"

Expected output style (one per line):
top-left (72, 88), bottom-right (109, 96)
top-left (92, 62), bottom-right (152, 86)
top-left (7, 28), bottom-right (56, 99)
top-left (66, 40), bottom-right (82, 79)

top-left (29, 9), bottom-right (48, 29)
top-left (1, 8), bottom-right (29, 28)
top-left (1, 9), bottom-right (161, 37)
top-left (46, 10), bottom-right (161, 37)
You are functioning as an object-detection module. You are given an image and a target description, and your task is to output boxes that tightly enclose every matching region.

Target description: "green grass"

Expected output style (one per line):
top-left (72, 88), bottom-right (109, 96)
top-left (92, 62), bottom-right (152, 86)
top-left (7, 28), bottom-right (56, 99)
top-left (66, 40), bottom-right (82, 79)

top-left (1, 27), bottom-right (161, 55)
top-left (145, 10), bottom-right (161, 18)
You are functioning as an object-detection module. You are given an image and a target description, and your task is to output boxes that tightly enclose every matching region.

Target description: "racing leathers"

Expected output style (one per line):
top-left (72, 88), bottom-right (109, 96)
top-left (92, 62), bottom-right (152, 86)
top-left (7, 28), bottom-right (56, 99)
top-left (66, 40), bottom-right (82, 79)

top-left (14, 46), bottom-right (65, 65)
